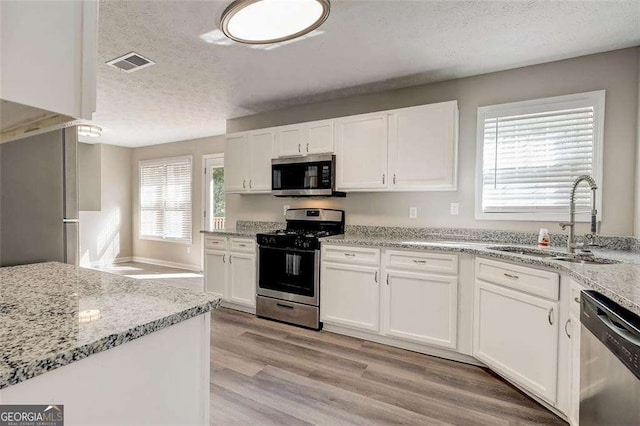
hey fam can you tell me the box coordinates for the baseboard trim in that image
[220,301,256,315]
[83,256,132,268]
[322,323,481,366]
[131,256,202,272]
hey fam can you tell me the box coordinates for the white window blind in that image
[477,91,604,220]
[139,156,192,243]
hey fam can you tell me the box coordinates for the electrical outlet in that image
[284,205,290,216]
[409,207,418,219]
[450,202,459,215]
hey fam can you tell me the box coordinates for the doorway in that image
[204,155,225,231]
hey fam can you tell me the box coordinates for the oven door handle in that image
[258,246,317,254]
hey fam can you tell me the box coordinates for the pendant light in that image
[220,0,330,45]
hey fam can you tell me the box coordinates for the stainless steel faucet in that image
[559,175,598,254]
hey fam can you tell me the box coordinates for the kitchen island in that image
[0,262,220,426]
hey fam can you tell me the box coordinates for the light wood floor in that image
[98,262,565,425]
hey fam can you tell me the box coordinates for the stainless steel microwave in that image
[271,154,345,197]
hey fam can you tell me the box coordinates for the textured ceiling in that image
[89,0,640,147]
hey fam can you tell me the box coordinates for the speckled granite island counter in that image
[0,262,220,426]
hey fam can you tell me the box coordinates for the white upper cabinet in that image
[248,129,275,192]
[306,119,334,154]
[388,101,458,191]
[225,130,274,194]
[225,133,249,193]
[274,119,335,157]
[275,125,305,157]
[335,112,389,191]
[0,0,98,119]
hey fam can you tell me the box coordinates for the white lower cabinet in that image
[320,261,380,332]
[228,252,257,307]
[204,237,256,310]
[382,270,458,349]
[474,270,560,404]
[204,250,227,296]
[567,280,584,425]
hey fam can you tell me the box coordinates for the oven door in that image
[271,154,334,196]
[257,246,319,306]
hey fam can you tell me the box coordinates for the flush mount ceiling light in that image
[220,0,330,44]
[77,124,102,138]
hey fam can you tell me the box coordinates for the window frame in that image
[474,90,605,222]
[138,155,193,245]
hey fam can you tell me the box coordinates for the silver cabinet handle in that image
[306,142,309,153]
[249,180,252,188]
[222,254,226,263]
[393,174,396,184]
[344,253,356,257]
[386,273,390,285]
[382,174,385,184]
[503,273,519,279]
[239,244,246,247]
[242,180,246,189]
[229,255,232,264]
[413,259,427,264]
[565,319,571,338]
[374,271,378,283]
[574,296,580,304]
[298,143,301,153]
[548,307,554,325]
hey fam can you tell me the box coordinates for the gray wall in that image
[78,142,101,211]
[79,144,133,266]
[227,47,640,236]
[131,135,225,269]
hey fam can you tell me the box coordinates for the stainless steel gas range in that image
[256,208,345,330]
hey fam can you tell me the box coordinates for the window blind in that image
[481,106,596,214]
[140,157,192,243]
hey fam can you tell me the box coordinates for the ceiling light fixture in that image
[220,0,330,44]
[77,124,102,138]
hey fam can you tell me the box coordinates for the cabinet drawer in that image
[385,250,458,274]
[229,238,255,253]
[475,257,559,300]
[322,245,380,266]
[204,236,227,250]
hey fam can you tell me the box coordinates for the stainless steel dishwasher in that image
[580,290,640,425]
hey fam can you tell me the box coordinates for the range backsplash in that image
[236,220,637,251]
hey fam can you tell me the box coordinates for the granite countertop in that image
[0,262,221,390]
[321,234,640,317]
[201,228,261,238]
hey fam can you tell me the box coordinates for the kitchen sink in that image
[551,256,619,265]
[487,246,558,258]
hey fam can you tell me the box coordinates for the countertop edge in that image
[0,298,221,390]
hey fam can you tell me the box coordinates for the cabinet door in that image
[474,280,559,403]
[383,270,458,349]
[306,119,334,154]
[225,134,248,192]
[228,252,256,308]
[388,102,458,190]
[248,129,274,192]
[204,250,227,297]
[335,112,388,191]
[568,311,580,425]
[320,262,380,332]
[275,124,305,157]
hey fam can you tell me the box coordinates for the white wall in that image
[131,136,225,270]
[79,144,133,266]
[227,48,640,236]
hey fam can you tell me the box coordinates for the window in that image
[476,91,604,221]
[139,156,193,243]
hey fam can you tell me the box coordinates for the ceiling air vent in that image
[106,52,155,73]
